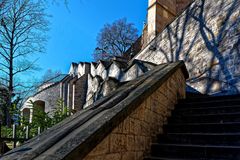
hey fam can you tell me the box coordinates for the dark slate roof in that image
[113,60,128,69]
[96,60,112,68]
[92,62,97,66]
[30,75,69,97]
[79,62,91,65]
[2,61,188,160]
[105,59,128,70]
[113,56,128,63]
[71,62,78,67]
[124,59,157,73]
[88,74,104,84]
[95,57,128,70]
[44,74,68,84]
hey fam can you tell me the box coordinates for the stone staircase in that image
[145,94,240,160]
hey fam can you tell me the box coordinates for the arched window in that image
[33,100,45,112]
[22,108,30,122]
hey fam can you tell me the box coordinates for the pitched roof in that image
[44,74,68,84]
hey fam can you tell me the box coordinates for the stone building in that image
[21,57,156,121]
[4,0,240,159]
[22,0,239,121]
[136,0,240,95]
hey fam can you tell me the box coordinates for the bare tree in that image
[0,0,48,125]
[93,18,138,61]
[51,0,69,6]
[41,69,62,83]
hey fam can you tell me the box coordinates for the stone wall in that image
[74,74,88,110]
[68,77,78,110]
[84,68,186,160]
[62,76,73,107]
[147,0,192,42]
[23,83,61,114]
[176,0,192,13]
[136,0,240,95]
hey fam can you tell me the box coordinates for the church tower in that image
[147,0,192,42]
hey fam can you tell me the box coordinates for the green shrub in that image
[1,99,72,139]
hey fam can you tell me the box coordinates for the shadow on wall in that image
[149,0,240,95]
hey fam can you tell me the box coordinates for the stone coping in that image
[2,61,188,160]
[29,75,69,98]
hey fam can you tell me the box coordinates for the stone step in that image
[144,156,227,160]
[177,99,240,108]
[173,105,240,115]
[169,112,240,123]
[151,143,240,159]
[144,156,199,160]
[145,95,240,159]
[185,92,209,99]
[157,133,240,145]
[181,94,240,104]
[163,122,240,133]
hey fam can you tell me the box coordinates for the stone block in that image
[109,134,127,153]
[84,69,186,159]
[87,136,110,156]
[126,135,135,151]
[122,152,136,160]
[84,156,105,160]
[105,153,121,160]
[129,117,142,135]
[139,121,150,136]
[135,135,146,151]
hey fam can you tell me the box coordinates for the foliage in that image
[0,99,71,139]
[93,18,138,61]
[51,99,70,125]
[0,0,49,125]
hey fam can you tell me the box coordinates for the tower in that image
[147,0,192,42]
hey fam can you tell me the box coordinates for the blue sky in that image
[33,0,147,78]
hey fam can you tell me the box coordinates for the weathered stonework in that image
[21,83,61,122]
[84,69,186,160]
[22,59,157,120]
[12,0,240,159]
[74,74,89,111]
[21,0,239,126]
[84,59,156,107]
[4,62,187,160]
[67,77,78,110]
[136,0,240,95]
[147,0,192,42]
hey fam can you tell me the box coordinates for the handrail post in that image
[13,124,16,148]
[38,127,41,135]
[26,126,29,140]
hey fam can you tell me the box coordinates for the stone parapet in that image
[84,68,186,160]
[4,62,188,160]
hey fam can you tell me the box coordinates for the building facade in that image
[22,0,240,121]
